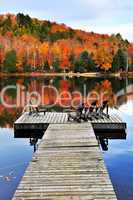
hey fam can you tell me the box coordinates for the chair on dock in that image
[68,103,85,122]
[68,101,98,122]
[67,100,109,123]
[23,102,47,116]
[81,100,109,121]
[83,101,98,121]
[95,100,109,119]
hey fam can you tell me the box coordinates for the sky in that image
[0,0,133,41]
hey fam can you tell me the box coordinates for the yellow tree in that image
[39,42,50,66]
[95,47,112,71]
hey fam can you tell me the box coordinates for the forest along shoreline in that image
[0,72,133,77]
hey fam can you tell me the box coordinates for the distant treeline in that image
[0,13,133,73]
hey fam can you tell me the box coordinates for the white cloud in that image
[69,22,133,41]
[119,100,133,116]
[0,0,133,41]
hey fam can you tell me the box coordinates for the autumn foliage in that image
[0,13,131,72]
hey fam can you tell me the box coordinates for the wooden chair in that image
[68,103,85,122]
[83,101,98,121]
[96,100,109,118]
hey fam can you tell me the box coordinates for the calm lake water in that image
[0,76,132,200]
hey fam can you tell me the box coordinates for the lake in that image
[0,76,133,200]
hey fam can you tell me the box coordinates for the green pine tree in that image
[74,50,96,72]
[53,58,61,72]
[4,49,17,72]
[112,49,127,72]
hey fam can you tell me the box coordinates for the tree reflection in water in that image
[0,76,132,129]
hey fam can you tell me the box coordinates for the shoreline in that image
[0,72,133,77]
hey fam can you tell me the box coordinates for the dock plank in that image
[14,112,126,134]
[13,123,117,200]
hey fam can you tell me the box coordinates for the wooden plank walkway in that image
[14,112,126,133]
[13,123,117,200]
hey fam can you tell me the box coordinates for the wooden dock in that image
[13,123,117,200]
[14,112,127,136]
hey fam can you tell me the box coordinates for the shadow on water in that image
[14,130,45,152]
[14,128,127,152]
[95,130,127,151]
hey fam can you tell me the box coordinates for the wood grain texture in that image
[14,112,126,133]
[13,123,117,200]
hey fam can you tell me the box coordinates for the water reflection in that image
[103,111,133,200]
[0,128,33,200]
[0,76,132,127]
[0,76,132,200]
